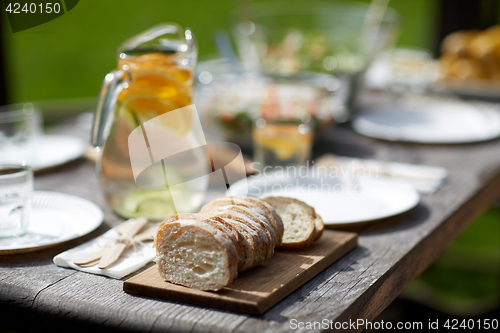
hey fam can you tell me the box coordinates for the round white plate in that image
[352,101,500,144]
[229,176,420,226]
[0,191,103,254]
[33,135,87,171]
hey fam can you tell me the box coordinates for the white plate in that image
[33,135,86,170]
[0,191,103,254]
[433,81,500,102]
[352,101,500,144]
[229,176,420,225]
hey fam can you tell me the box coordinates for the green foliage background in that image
[1,0,437,104]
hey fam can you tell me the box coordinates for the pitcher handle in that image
[91,69,131,149]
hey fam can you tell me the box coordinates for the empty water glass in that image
[0,103,43,166]
[0,165,33,238]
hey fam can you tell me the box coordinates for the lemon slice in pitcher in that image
[123,93,192,137]
[134,68,191,87]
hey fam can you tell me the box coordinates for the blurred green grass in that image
[403,206,500,316]
[1,0,438,104]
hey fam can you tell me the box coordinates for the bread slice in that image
[208,205,277,248]
[201,196,284,244]
[214,210,269,268]
[285,197,316,216]
[269,196,324,241]
[208,203,276,238]
[263,197,316,249]
[225,205,278,251]
[205,214,257,271]
[162,213,243,269]
[245,197,285,239]
[261,201,284,242]
[154,220,238,291]
[229,196,284,242]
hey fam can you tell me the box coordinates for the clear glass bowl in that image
[233,1,400,121]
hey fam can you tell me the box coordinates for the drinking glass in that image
[252,116,313,169]
[0,165,33,238]
[0,103,43,166]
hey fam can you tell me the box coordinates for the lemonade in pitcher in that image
[92,24,206,220]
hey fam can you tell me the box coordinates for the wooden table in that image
[2,103,500,332]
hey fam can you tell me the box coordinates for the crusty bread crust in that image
[314,215,324,241]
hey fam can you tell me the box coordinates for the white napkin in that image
[315,154,448,194]
[53,227,156,279]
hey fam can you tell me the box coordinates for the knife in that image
[98,217,148,269]
[73,219,157,268]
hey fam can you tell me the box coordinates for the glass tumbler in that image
[0,165,33,238]
[0,103,43,166]
[252,117,313,170]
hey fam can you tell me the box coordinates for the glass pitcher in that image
[92,24,206,220]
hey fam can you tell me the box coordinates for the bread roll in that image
[441,30,478,57]
[439,25,500,82]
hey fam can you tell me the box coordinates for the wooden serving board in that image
[124,230,357,314]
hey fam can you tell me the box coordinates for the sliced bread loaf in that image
[154,195,321,291]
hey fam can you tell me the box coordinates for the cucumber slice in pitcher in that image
[121,189,176,218]
[118,104,141,129]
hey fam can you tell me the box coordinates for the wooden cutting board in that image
[123,230,357,314]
